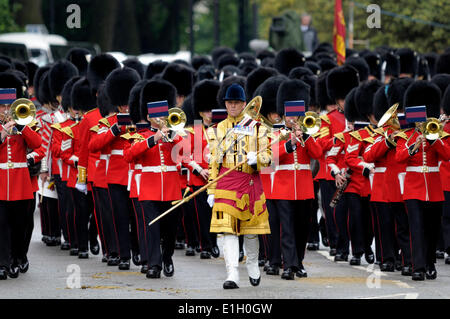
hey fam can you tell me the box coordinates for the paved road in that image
[1,214,450,299]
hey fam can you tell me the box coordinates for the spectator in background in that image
[300,13,319,53]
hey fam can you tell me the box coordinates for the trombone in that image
[0,98,36,135]
[154,107,187,143]
[284,112,321,146]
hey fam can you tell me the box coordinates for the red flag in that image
[333,0,346,65]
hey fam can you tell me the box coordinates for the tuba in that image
[377,103,400,129]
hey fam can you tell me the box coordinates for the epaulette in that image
[70,122,79,128]
[440,131,450,139]
[84,108,98,115]
[90,125,100,133]
[349,131,362,141]
[50,123,62,131]
[320,114,331,124]
[120,133,133,140]
[334,132,345,143]
[373,127,385,135]
[28,119,40,129]
[61,126,74,138]
[394,131,409,140]
[185,127,194,134]
[363,136,375,144]
[99,118,111,128]
[130,133,146,141]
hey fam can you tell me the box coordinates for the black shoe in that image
[258,259,265,267]
[445,257,450,265]
[90,241,100,255]
[436,250,445,259]
[118,259,130,270]
[266,265,280,275]
[211,246,220,258]
[426,265,437,280]
[185,247,195,256]
[70,248,79,256]
[223,280,239,289]
[239,250,244,262]
[78,251,89,259]
[322,237,330,247]
[18,258,29,274]
[163,261,174,277]
[107,255,120,266]
[140,264,149,274]
[174,241,185,250]
[296,263,308,278]
[200,251,211,259]
[195,245,201,253]
[401,265,412,276]
[281,268,295,280]
[350,256,361,266]
[8,264,19,279]
[0,267,7,280]
[329,248,337,256]
[132,253,141,266]
[42,236,50,244]
[61,241,71,250]
[380,262,395,272]
[375,260,381,266]
[263,261,270,272]
[101,255,108,263]
[46,237,58,247]
[334,254,348,262]
[412,271,425,281]
[146,266,161,279]
[365,253,375,264]
[307,242,320,251]
[249,276,261,286]
[395,260,403,271]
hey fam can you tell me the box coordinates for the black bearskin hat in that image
[354,80,383,119]
[140,79,177,119]
[345,57,370,82]
[245,67,279,101]
[253,75,288,118]
[87,53,120,95]
[0,72,26,99]
[71,77,97,112]
[144,60,168,79]
[404,80,441,118]
[397,48,418,76]
[373,85,389,122]
[326,65,360,101]
[105,67,141,106]
[49,60,79,98]
[274,48,306,76]
[66,47,91,76]
[276,78,310,117]
[386,77,414,112]
[123,58,145,79]
[61,76,81,112]
[128,80,148,124]
[161,63,194,97]
[193,79,221,117]
[191,55,212,71]
[436,52,450,74]
[316,71,334,109]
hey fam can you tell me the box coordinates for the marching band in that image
[0,46,449,289]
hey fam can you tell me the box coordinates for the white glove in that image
[207,194,215,208]
[75,183,88,195]
[247,151,257,166]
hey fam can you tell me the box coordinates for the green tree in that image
[0,0,22,33]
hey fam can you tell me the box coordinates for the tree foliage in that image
[0,0,22,33]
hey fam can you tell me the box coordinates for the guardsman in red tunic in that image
[271,79,322,280]
[88,67,141,270]
[124,79,183,279]
[395,81,450,281]
[0,80,42,280]
[314,68,356,257]
[48,61,79,251]
[190,79,223,259]
[60,78,99,259]
[343,81,383,266]
[363,78,414,275]
[441,87,450,265]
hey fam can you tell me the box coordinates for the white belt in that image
[406,166,439,173]
[0,162,28,169]
[111,150,123,156]
[275,164,310,171]
[135,164,142,170]
[100,154,109,160]
[374,167,386,173]
[141,165,178,173]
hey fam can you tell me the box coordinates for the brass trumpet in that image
[298,111,321,135]
[0,98,36,134]
[154,107,187,142]
[422,117,442,140]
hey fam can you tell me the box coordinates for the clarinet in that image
[330,170,352,208]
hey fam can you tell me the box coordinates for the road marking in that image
[360,293,419,299]
[317,250,335,262]
[392,280,414,289]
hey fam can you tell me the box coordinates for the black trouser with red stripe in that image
[193,186,215,252]
[132,198,148,265]
[0,200,33,268]
[266,199,281,267]
[94,186,118,257]
[23,194,36,259]
[71,188,94,253]
[294,199,313,264]
[334,193,349,256]
[405,200,442,272]
[181,188,199,249]
[390,202,412,266]
[442,192,450,254]
[361,196,375,256]
[141,200,181,269]
[40,196,60,239]
[108,184,133,260]
[308,181,320,244]
[372,202,396,264]
[345,193,365,257]
[319,180,338,250]
[54,175,69,243]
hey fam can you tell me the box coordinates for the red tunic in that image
[186,125,210,187]
[269,131,322,200]
[60,123,83,189]
[395,128,450,202]
[440,122,450,192]
[0,125,42,201]
[124,128,183,202]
